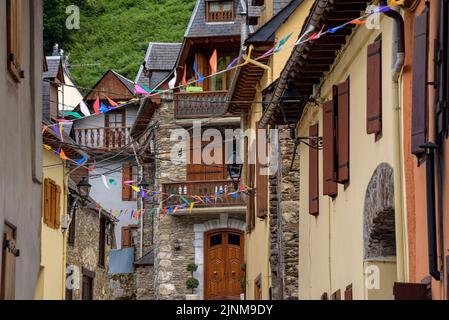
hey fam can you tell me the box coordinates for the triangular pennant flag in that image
[93,97,101,115]
[296,25,316,45]
[389,0,404,6]
[43,144,52,151]
[275,32,293,52]
[105,96,118,107]
[141,84,153,94]
[169,70,177,89]
[209,50,218,75]
[76,155,87,166]
[102,175,110,190]
[100,102,109,113]
[349,19,366,25]
[131,186,141,193]
[135,83,149,95]
[108,178,117,187]
[79,100,91,117]
[182,64,188,86]
[88,160,96,173]
[64,111,82,119]
[227,55,241,70]
[172,205,180,215]
[59,150,69,160]
[189,202,195,214]
[193,62,204,84]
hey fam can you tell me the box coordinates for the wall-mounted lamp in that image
[173,239,181,251]
[77,177,91,205]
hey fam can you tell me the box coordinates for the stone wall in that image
[136,266,155,299]
[269,126,299,300]
[109,274,136,300]
[66,207,115,300]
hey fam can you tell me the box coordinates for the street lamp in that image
[77,177,91,203]
[227,143,243,190]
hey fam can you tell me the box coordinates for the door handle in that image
[214,271,218,275]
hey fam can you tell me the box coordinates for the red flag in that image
[182,64,188,86]
[209,50,218,75]
[93,97,100,114]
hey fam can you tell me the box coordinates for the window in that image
[331,289,341,300]
[344,284,353,300]
[367,37,382,139]
[82,268,95,301]
[322,78,351,196]
[43,178,61,229]
[122,165,138,201]
[210,234,223,247]
[1,223,18,300]
[309,124,319,216]
[210,53,236,91]
[228,233,241,246]
[98,217,106,268]
[206,0,234,22]
[121,226,137,248]
[105,110,126,148]
[6,0,23,82]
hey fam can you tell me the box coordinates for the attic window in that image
[206,0,234,22]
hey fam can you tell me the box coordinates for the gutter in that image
[380,0,408,282]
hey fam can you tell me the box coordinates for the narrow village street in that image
[1,0,449,304]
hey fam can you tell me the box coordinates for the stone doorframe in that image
[193,214,245,300]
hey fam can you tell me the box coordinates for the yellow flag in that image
[389,0,404,6]
[189,202,195,214]
[131,186,141,193]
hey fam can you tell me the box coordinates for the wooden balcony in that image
[207,10,234,22]
[73,127,132,150]
[174,91,227,119]
[162,180,245,208]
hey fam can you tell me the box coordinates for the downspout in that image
[380,1,407,282]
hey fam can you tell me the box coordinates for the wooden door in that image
[205,230,244,300]
[104,110,126,148]
[0,224,16,300]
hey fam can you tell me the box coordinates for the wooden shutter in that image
[337,79,350,184]
[99,218,106,267]
[323,100,338,197]
[367,39,382,135]
[331,289,341,300]
[256,128,268,218]
[54,185,61,229]
[393,283,429,300]
[246,164,256,232]
[43,179,51,225]
[344,285,353,300]
[0,224,17,300]
[411,7,429,155]
[121,227,131,248]
[309,124,319,216]
[68,210,76,246]
[6,0,22,82]
[122,165,132,201]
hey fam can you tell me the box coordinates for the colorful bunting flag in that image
[349,18,366,25]
[79,100,91,117]
[275,32,293,52]
[189,202,195,214]
[182,64,188,86]
[209,50,218,75]
[93,97,101,115]
[135,83,150,95]
[100,102,109,113]
[102,175,110,190]
[193,62,204,84]
[169,70,177,89]
[64,111,82,119]
[76,155,87,166]
[105,96,118,107]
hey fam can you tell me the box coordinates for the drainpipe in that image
[380,0,407,282]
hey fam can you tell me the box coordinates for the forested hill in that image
[44,0,195,88]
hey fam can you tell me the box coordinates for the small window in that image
[98,217,106,268]
[228,233,241,246]
[43,178,61,229]
[210,234,222,247]
[206,0,234,22]
[6,0,23,82]
[82,271,94,301]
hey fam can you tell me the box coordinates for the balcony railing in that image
[174,91,227,119]
[162,180,245,208]
[207,10,234,22]
[73,127,132,150]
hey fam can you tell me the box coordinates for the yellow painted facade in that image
[34,149,69,300]
[244,0,314,300]
[296,16,407,300]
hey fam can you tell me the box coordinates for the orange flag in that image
[182,64,188,86]
[209,50,218,75]
[105,95,118,107]
[349,19,366,25]
[93,97,100,115]
[59,150,69,160]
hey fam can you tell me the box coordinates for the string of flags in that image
[41,3,401,169]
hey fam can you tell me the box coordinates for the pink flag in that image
[135,83,149,95]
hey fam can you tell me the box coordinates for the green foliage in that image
[44,0,195,87]
[186,277,199,291]
[187,263,198,273]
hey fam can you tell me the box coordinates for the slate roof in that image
[184,0,246,38]
[246,0,303,44]
[134,249,154,267]
[273,0,293,15]
[135,42,182,88]
[43,56,62,79]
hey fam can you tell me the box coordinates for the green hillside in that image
[44,0,195,88]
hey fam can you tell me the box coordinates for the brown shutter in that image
[1,224,17,300]
[411,7,429,155]
[367,39,382,135]
[44,179,51,225]
[393,283,430,300]
[256,128,268,218]
[122,165,131,201]
[6,0,22,82]
[337,79,350,184]
[49,181,56,229]
[344,285,353,300]
[309,124,319,216]
[55,185,61,229]
[323,101,338,197]
[121,227,131,248]
[246,164,256,232]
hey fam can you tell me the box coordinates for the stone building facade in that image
[66,194,117,300]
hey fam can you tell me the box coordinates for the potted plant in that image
[185,263,200,300]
